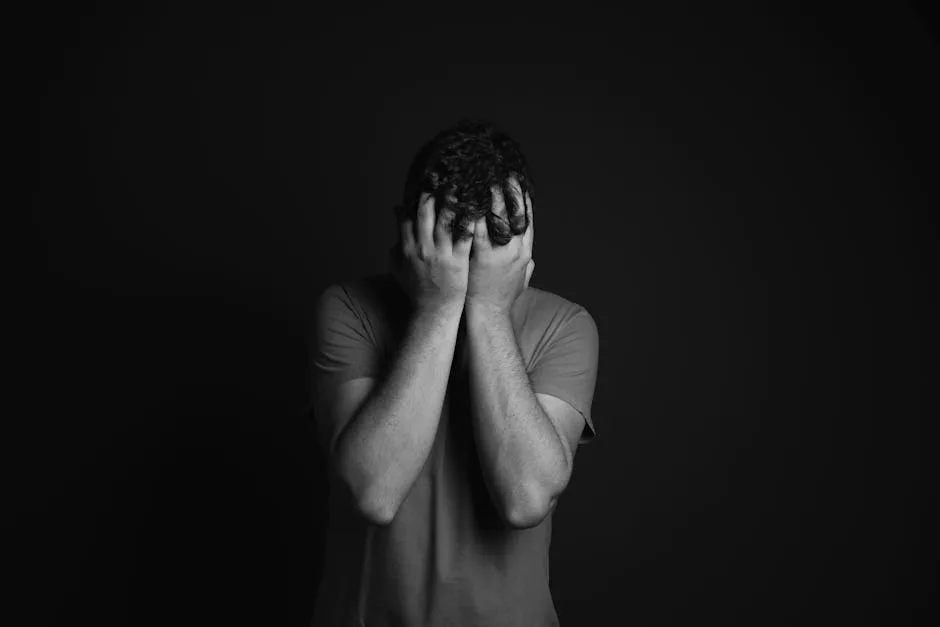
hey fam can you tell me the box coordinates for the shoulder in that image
[318,272,402,313]
[519,286,595,330]
[313,272,409,340]
[514,287,598,362]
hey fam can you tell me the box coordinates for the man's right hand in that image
[392,193,474,313]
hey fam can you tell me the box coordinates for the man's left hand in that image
[466,191,535,317]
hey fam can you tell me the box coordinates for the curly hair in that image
[395,118,535,247]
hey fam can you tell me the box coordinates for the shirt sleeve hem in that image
[531,382,596,445]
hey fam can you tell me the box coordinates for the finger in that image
[399,216,416,257]
[434,206,457,252]
[472,216,490,253]
[522,192,534,259]
[417,193,436,252]
[525,192,534,233]
[453,219,474,258]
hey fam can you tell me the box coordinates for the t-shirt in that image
[306,272,599,627]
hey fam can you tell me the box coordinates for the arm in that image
[462,185,587,528]
[464,303,574,529]
[334,300,463,525]
[328,194,473,526]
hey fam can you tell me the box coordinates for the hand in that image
[466,191,535,317]
[391,193,474,312]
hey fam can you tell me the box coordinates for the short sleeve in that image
[305,284,383,435]
[528,308,600,444]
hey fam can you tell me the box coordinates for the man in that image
[307,119,599,626]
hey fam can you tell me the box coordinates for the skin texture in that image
[463,182,580,527]
[331,195,471,525]
[346,180,585,528]
[465,180,535,315]
[392,192,475,312]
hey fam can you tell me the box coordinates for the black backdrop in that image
[28,2,937,625]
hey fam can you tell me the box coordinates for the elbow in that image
[357,496,398,526]
[335,455,400,526]
[503,488,558,530]
[350,483,400,526]
[503,468,569,529]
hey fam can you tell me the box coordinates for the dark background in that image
[27,2,936,625]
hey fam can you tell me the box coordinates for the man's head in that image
[395,118,535,247]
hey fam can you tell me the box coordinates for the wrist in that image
[415,296,465,320]
[465,299,511,323]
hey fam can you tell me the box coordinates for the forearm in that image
[336,301,463,524]
[465,304,570,528]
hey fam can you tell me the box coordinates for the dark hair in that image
[396,118,535,246]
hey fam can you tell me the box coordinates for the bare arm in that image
[461,185,572,529]
[464,303,572,529]
[330,194,473,526]
[334,301,462,525]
